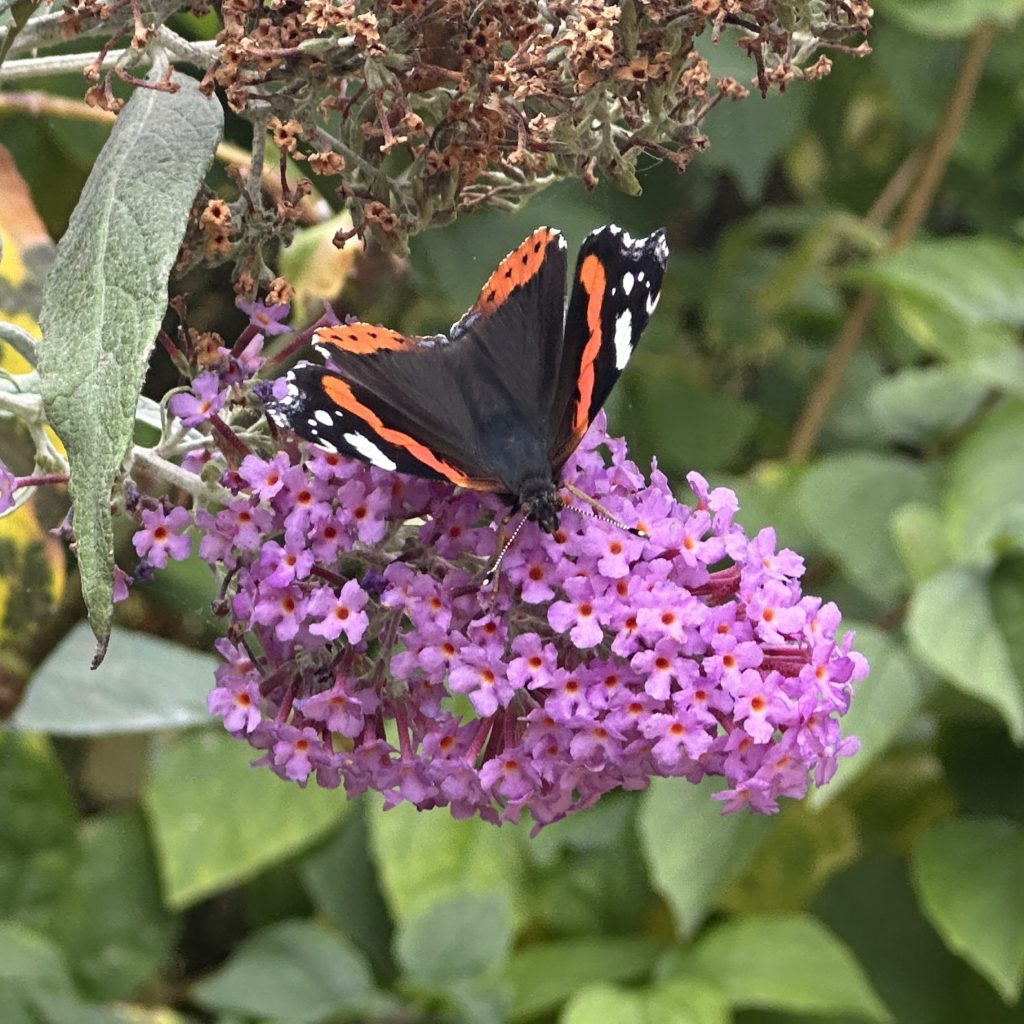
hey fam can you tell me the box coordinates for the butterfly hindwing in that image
[550,226,669,466]
[269,364,472,481]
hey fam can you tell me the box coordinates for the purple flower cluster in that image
[168,407,865,828]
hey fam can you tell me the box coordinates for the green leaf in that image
[861,238,1024,326]
[637,777,768,937]
[300,807,393,979]
[0,922,74,992]
[396,892,512,988]
[874,0,1024,37]
[890,503,954,583]
[561,978,729,1024]
[525,797,651,935]
[0,733,78,936]
[0,991,34,1024]
[37,70,222,661]
[0,924,77,1024]
[0,0,38,67]
[191,919,389,1023]
[796,452,931,604]
[368,799,528,930]
[60,810,174,1000]
[720,802,860,913]
[12,622,216,735]
[912,819,1024,1001]
[27,992,137,1024]
[143,729,347,909]
[906,567,1024,743]
[946,401,1024,567]
[812,853,958,1024]
[443,977,509,1024]
[887,293,1021,367]
[640,978,730,1024]
[684,914,892,1021]
[867,366,989,445]
[502,937,663,1022]
[810,624,934,805]
[620,372,759,478]
[561,983,645,1024]
[991,558,1024,731]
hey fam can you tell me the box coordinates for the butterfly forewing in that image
[550,226,669,467]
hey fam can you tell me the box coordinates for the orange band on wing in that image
[315,324,410,354]
[321,375,498,489]
[475,227,559,315]
[573,253,606,434]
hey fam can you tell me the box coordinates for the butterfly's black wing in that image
[268,227,569,493]
[549,225,669,468]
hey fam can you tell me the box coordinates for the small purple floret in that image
[0,461,16,514]
[236,297,292,336]
[132,505,192,568]
[168,372,227,427]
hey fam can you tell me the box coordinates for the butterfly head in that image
[516,477,564,535]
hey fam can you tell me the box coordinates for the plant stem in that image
[131,445,232,505]
[787,22,998,462]
[0,31,217,82]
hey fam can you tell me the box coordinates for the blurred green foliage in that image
[4,3,1024,1023]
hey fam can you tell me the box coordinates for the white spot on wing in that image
[646,290,661,315]
[344,432,397,471]
[613,310,633,370]
[621,271,635,295]
[314,409,334,426]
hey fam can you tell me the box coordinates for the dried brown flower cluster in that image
[200,0,871,255]
[61,0,871,269]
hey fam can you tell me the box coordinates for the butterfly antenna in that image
[482,515,529,587]
[563,482,647,538]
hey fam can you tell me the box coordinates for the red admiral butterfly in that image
[269,224,669,533]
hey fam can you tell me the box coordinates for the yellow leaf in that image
[0,224,28,288]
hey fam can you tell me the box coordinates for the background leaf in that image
[368,799,528,929]
[874,0,1024,37]
[682,915,892,1021]
[911,819,1024,1002]
[501,937,663,1022]
[907,567,1024,742]
[945,401,1024,567]
[0,733,77,936]
[861,238,1024,325]
[143,729,348,909]
[59,810,174,1000]
[36,71,222,658]
[638,778,768,937]
[395,891,513,988]
[795,453,932,604]
[12,622,216,735]
[191,919,389,1023]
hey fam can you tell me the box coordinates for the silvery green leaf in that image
[37,69,222,664]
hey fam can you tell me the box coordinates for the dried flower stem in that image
[788,22,998,461]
